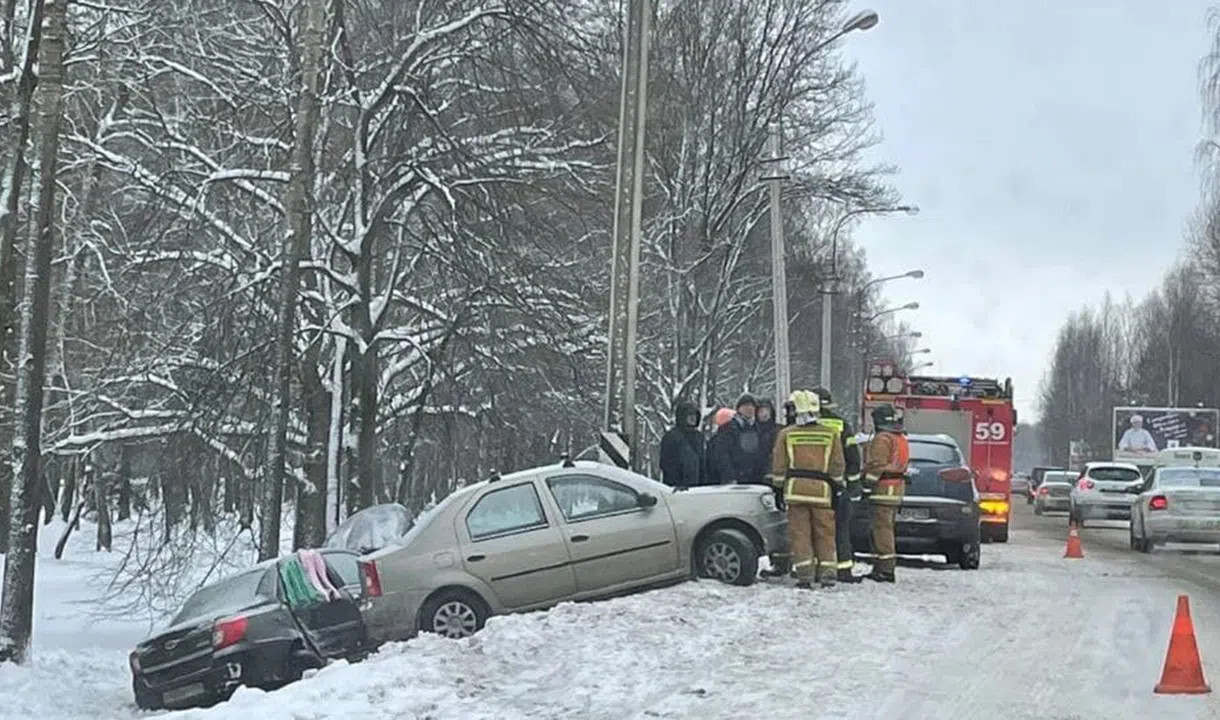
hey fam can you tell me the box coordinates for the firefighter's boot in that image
[866,569,895,583]
[760,552,790,578]
[837,568,861,584]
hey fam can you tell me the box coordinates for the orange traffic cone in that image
[1155,595,1212,694]
[1064,522,1084,558]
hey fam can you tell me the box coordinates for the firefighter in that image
[813,387,862,584]
[862,403,909,583]
[760,399,796,578]
[768,390,846,589]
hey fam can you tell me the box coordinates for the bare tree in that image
[0,0,65,664]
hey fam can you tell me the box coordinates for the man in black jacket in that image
[814,387,863,583]
[709,393,766,485]
[659,400,705,487]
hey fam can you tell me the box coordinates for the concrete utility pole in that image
[767,8,880,403]
[601,0,650,469]
[763,125,791,404]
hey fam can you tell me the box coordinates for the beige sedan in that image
[355,460,787,641]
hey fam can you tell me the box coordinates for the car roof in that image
[907,433,961,447]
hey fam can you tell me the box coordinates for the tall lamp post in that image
[820,204,918,390]
[769,8,880,405]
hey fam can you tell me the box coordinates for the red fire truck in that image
[861,364,1016,543]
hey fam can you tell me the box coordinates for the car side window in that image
[466,482,548,541]
[547,474,640,522]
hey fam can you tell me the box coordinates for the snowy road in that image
[7,508,1220,719]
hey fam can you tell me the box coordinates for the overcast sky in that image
[841,0,1214,420]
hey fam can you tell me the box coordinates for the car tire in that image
[696,528,759,587]
[959,542,981,569]
[991,525,1009,543]
[1034,503,1043,516]
[418,588,489,639]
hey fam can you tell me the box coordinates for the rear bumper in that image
[360,589,430,645]
[1076,497,1136,518]
[1144,516,1220,544]
[133,643,286,710]
[1037,496,1071,511]
[849,500,980,550]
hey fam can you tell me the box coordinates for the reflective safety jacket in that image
[816,411,861,483]
[862,430,909,506]
[768,421,846,506]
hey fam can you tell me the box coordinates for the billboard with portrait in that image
[1112,406,1220,462]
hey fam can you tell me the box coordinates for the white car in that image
[1068,461,1144,526]
[1130,465,1220,552]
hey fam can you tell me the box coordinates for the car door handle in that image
[466,554,485,562]
[570,534,589,542]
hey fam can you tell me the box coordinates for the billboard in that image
[1112,406,1220,462]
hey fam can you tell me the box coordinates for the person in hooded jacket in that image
[709,393,767,485]
[704,407,734,485]
[659,400,706,487]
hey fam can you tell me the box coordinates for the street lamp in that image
[885,330,921,341]
[910,360,934,372]
[905,348,931,357]
[820,205,918,390]
[863,301,919,324]
[770,9,881,404]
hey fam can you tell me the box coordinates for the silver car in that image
[1130,465,1220,552]
[355,460,787,641]
[1033,471,1074,515]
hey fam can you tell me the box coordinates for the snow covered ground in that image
[4,511,1220,719]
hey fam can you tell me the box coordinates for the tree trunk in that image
[294,351,329,550]
[259,0,326,561]
[94,472,111,552]
[0,0,63,664]
[0,0,49,560]
[351,346,379,509]
[58,455,75,521]
[325,336,345,534]
[116,446,130,521]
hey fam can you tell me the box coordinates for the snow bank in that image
[3,519,1220,719]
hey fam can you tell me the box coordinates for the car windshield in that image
[909,441,961,465]
[1044,473,1076,484]
[1157,468,1220,488]
[1088,467,1141,482]
[172,569,271,625]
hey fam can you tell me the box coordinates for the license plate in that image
[162,682,205,705]
[898,508,930,521]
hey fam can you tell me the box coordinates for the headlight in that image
[760,492,777,512]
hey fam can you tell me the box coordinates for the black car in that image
[130,548,368,711]
[851,433,981,569]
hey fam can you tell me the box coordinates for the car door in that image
[458,481,577,611]
[543,472,680,594]
[277,554,367,659]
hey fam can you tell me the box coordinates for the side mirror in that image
[638,492,658,508]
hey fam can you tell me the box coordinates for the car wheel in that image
[696,528,759,587]
[959,542,981,570]
[1034,503,1043,516]
[419,589,488,639]
[993,525,1009,543]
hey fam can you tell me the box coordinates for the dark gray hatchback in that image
[130,549,368,711]
[851,433,982,569]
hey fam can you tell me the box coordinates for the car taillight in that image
[128,650,141,673]
[212,615,248,650]
[939,467,972,483]
[1149,495,1169,511]
[359,560,382,597]
[1077,479,1094,490]
[1039,487,1049,496]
